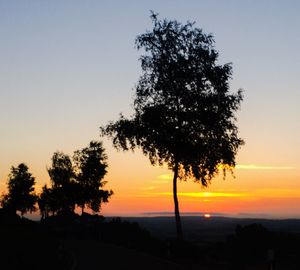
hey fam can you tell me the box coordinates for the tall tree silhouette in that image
[47,151,77,214]
[73,140,113,213]
[1,163,37,216]
[101,13,244,239]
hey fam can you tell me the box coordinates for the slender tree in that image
[1,163,37,216]
[73,140,113,213]
[101,13,244,239]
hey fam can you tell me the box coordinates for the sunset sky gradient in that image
[1,1,300,218]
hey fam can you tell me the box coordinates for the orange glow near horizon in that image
[157,192,246,198]
[98,156,300,217]
[1,152,300,218]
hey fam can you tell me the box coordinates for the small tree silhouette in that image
[1,163,37,216]
[38,184,59,218]
[73,140,113,213]
[47,151,77,214]
[101,12,244,239]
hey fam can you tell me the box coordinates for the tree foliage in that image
[1,163,37,216]
[48,151,75,188]
[73,140,113,213]
[44,151,78,215]
[101,13,244,238]
[38,184,60,219]
[38,141,113,217]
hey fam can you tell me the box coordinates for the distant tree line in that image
[0,140,113,218]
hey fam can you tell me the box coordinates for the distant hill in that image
[2,211,300,269]
[111,216,300,243]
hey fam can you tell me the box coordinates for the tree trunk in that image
[173,161,183,239]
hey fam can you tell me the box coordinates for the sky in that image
[1,0,300,218]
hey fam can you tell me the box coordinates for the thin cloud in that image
[236,164,295,170]
[150,174,172,184]
[157,174,172,180]
[158,192,245,198]
[254,188,300,198]
[152,179,169,184]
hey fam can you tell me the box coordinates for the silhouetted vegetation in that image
[0,208,69,270]
[47,151,78,214]
[2,203,300,269]
[38,184,62,218]
[101,12,244,239]
[0,163,37,216]
[223,223,300,270]
[73,140,113,213]
[227,224,273,268]
[0,140,112,222]
[38,140,113,218]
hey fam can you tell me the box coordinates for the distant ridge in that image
[142,211,224,216]
[140,212,300,219]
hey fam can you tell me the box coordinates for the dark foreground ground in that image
[119,215,300,243]
[1,211,300,270]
